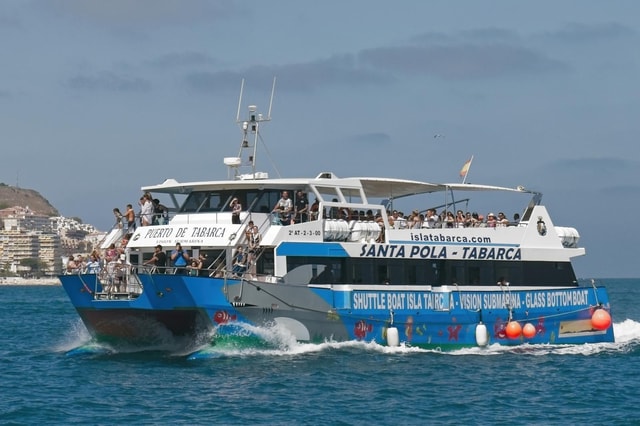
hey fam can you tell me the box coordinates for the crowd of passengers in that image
[112,192,169,233]
[270,190,520,229]
[65,219,263,284]
[387,209,520,229]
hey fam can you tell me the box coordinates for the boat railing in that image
[65,265,143,300]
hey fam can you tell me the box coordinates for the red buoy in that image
[505,321,522,339]
[591,309,612,331]
[522,323,536,339]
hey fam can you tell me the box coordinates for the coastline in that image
[0,277,60,286]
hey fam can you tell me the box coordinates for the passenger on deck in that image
[294,190,309,223]
[455,210,466,227]
[86,254,101,274]
[511,213,521,226]
[152,199,169,225]
[309,198,320,221]
[197,253,209,277]
[125,204,136,232]
[386,210,395,229]
[470,212,481,227]
[246,221,261,252]
[113,208,124,229]
[187,258,202,276]
[329,199,340,219]
[246,222,261,273]
[144,244,167,273]
[407,210,422,229]
[273,191,293,225]
[497,212,509,226]
[66,256,79,274]
[445,211,455,228]
[231,198,242,224]
[140,195,154,226]
[390,210,401,229]
[231,246,247,277]
[425,209,439,228]
[463,212,473,227]
[115,254,130,292]
[75,255,86,272]
[486,213,497,228]
[119,234,131,257]
[105,243,118,262]
[171,243,190,274]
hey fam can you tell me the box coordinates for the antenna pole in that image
[236,78,245,122]
[267,77,276,119]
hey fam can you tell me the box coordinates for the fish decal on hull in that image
[213,310,237,325]
[354,320,373,340]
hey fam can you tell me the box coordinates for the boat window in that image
[494,262,521,286]
[448,264,466,286]
[286,257,344,284]
[467,266,481,285]
[180,189,304,214]
[243,190,263,213]
[256,248,275,277]
[284,255,577,287]
[315,186,341,203]
[202,192,226,212]
[342,187,363,204]
[522,262,576,285]
[180,191,209,213]
[252,190,282,214]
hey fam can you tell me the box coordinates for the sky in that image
[1,1,639,278]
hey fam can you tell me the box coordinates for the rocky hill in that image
[0,183,59,216]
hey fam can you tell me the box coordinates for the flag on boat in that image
[459,157,472,178]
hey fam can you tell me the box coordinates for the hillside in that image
[0,183,59,216]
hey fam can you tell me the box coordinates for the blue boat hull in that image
[59,274,614,349]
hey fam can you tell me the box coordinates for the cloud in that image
[42,0,242,28]
[0,14,20,29]
[66,71,151,92]
[546,157,633,173]
[598,184,640,196]
[184,54,391,93]
[346,132,393,147]
[542,22,635,43]
[411,28,520,44]
[182,38,566,94]
[358,43,567,80]
[147,52,219,69]
[536,157,638,191]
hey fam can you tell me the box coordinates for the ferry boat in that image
[59,83,614,351]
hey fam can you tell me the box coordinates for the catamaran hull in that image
[59,274,614,349]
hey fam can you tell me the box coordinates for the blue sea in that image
[1,279,639,425]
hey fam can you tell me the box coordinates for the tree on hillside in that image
[19,258,49,277]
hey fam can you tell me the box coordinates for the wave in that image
[187,319,640,359]
[56,318,640,359]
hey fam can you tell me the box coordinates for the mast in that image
[224,78,276,180]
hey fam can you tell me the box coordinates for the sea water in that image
[1,279,639,425]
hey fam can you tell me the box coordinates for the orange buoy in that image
[591,309,612,331]
[522,323,536,339]
[505,321,522,339]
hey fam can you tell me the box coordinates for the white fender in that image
[387,327,399,347]
[475,322,488,347]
